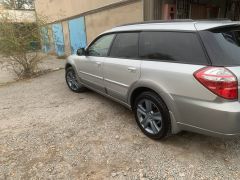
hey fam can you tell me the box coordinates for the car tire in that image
[134,91,171,140]
[65,67,86,93]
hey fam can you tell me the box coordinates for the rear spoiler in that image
[195,22,240,31]
[207,23,240,32]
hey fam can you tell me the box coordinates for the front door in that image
[76,34,115,93]
[103,32,141,102]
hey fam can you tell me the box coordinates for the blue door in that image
[52,23,65,56]
[41,26,50,53]
[68,17,87,54]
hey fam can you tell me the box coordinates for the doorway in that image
[68,17,87,54]
[52,23,65,56]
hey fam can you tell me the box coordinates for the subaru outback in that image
[65,20,240,139]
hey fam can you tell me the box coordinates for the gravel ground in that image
[0,70,240,180]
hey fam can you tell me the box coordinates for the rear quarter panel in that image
[131,61,218,132]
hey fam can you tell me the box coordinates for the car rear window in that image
[199,26,240,66]
[139,31,209,65]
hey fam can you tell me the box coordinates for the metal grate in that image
[143,0,153,21]
[226,0,240,20]
[153,0,162,20]
[144,0,240,21]
[177,0,191,19]
[144,0,162,21]
[233,0,240,20]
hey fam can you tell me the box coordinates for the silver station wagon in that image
[65,20,240,139]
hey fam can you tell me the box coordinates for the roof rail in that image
[117,19,233,27]
[195,18,232,21]
[117,19,194,27]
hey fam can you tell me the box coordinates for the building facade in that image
[34,0,240,56]
[0,2,35,23]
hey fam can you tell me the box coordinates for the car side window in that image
[139,31,208,64]
[88,34,115,57]
[109,33,139,59]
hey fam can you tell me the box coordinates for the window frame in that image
[86,30,211,65]
[86,33,116,57]
[108,31,140,60]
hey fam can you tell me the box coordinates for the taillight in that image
[194,67,238,100]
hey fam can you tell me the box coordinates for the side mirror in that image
[77,48,86,56]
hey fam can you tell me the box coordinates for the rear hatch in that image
[198,24,240,100]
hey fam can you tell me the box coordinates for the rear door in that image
[103,32,141,102]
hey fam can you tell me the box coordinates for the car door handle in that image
[128,67,137,72]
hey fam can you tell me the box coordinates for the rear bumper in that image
[174,96,240,137]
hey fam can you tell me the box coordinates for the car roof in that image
[104,20,240,33]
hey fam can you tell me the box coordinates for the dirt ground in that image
[0,70,240,180]
[0,55,65,85]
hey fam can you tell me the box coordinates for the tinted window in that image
[139,32,208,64]
[88,34,115,57]
[109,33,139,58]
[200,26,240,66]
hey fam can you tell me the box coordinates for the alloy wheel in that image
[136,99,162,135]
[66,70,80,91]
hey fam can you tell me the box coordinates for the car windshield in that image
[200,26,240,66]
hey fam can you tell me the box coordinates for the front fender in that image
[65,55,82,83]
[65,55,78,70]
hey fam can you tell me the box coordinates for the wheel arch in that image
[128,81,181,134]
[130,87,157,109]
[65,56,82,84]
[128,81,172,109]
[65,63,72,70]
[65,55,78,71]
[65,62,78,77]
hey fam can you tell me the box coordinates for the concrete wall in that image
[35,0,123,23]
[85,1,143,43]
[35,0,143,55]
